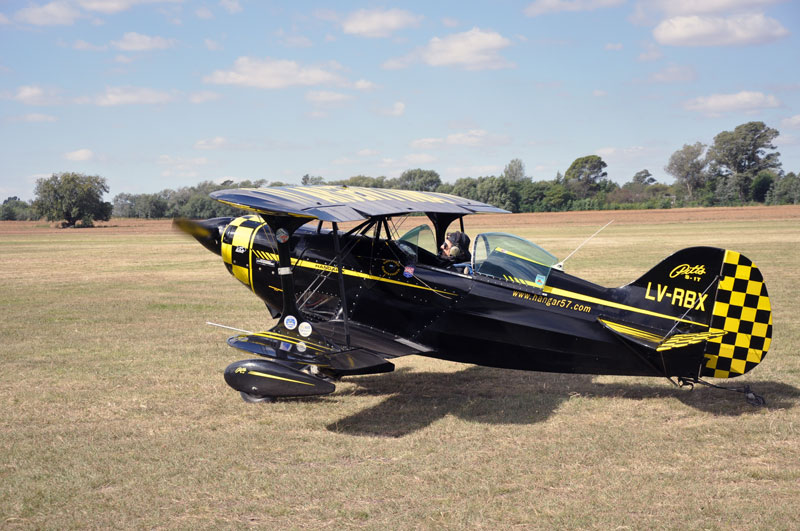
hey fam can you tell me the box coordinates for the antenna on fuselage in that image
[554,220,614,271]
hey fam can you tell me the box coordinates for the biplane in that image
[175,185,772,403]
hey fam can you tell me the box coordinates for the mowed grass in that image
[1,209,799,530]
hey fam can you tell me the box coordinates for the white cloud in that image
[605,42,623,50]
[0,14,10,24]
[654,13,788,46]
[12,85,61,105]
[684,90,780,114]
[204,57,343,89]
[780,114,800,128]
[195,7,213,19]
[73,39,107,51]
[642,0,784,17]
[392,28,513,71]
[592,89,608,97]
[77,0,179,14]
[93,86,173,106]
[525,0,625,17]
[353,79,377,91]
[219,0,242,14]
[342,8,422,38]
[157,154,209,177]
[306,90,350,104]
[194,136,227,150]
[411,129,511,149]
[648,63,696,83]
[65,148,95,161]
[114,54,133,63]
[189,91,220,103]
[381,101,406,116]
[15,2,81,25]
[442,17,459,28]
[357,149,378,157]
[112,32,176,51]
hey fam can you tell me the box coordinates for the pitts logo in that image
[669,264,706,279]
[645,282,707,311]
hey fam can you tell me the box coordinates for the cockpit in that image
[396,224,559,289]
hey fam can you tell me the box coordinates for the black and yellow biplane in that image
[176,185,772,403]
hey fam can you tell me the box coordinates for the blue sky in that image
[1,0,798,200]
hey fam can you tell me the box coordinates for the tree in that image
[664,142,708,201]
[33,172,112,227]
[564,155,607,198]
[388,169,441,191]
[301,174,325,186]
[1,196,35,220]
[476,176,520,212]
[707,121,781,203]
[766,172,800,205]
[632,169,656,186]
[503,158,526,181]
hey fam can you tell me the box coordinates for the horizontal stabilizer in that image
[598,318,664,350]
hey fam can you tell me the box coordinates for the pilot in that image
[440,231,472,272]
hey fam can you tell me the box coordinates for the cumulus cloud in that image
[15,1,82,25]
[219,0,242,14]
[353,79,377,91]
[204,57,342,89]
[641,0,784,17]
[11,85,61,105]
[65,148,95,161]
[387,28,513,71]
[605,42,623,50]
[194,136,227,150]
[342,8,422,37]
[525,0,625,17]
[189,91,221,103]
[684,90,780,115]
[92,86,173,106]
[780,114,800,128]
[654,13,788,46]
[112,32,176,51]
[306,90,350,104]
[381,102,406,116]
[411,129,511,149]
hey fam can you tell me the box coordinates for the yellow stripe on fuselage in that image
[544,286,708,327]
[247,370,315,386]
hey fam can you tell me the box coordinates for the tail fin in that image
[625,247,772,378]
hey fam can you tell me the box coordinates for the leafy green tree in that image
[564,155,607,198]
[751,170,777,203]
[503,158,526,182]
[707,121,781,203]
[632,169,656,186]
[33,172,112,227]
[329,175,387,188]
[665,142,708,201]
[301,174,325,186]
[476,176,520,212]
[765,172,800,205]
[1,196,36,220]
[450,177,480,200]
[388,169,441,191]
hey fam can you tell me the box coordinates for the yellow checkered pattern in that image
[703,250,772,378]
[220,215,266,289]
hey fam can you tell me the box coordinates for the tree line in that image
[3,121,798,224]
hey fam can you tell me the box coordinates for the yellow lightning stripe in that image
[252,250,456,296]
[249,331,330,352]
[599,319,664,343]
[544,286,708,327]
[247,370,315,386]
[494,247,553,268]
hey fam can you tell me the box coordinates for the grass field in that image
[1,207,799,529]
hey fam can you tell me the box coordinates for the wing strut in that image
[331,222,351,347]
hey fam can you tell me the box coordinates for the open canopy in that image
[211,185,509,222]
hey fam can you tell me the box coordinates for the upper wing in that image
[211,185,509,222]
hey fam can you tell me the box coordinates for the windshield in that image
[396,224,437,259]
[472,232,558,289]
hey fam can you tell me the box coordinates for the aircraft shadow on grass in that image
[323,366,800,437]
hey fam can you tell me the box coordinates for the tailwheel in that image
[239,391,274,403]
